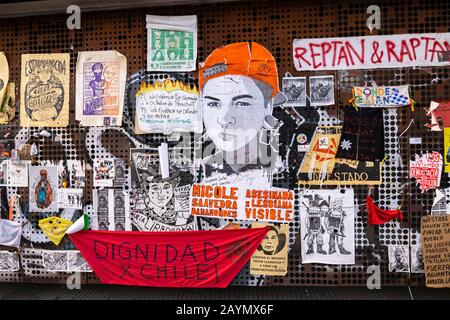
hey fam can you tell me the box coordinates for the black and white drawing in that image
[67,251,92,272]
[114,159,126,188]
[0,251,20,272]
[58,188,83,210]
[130,148,195,232]
[42,250,67,272]
[309,75,335,106]
[411,245,425,273]
[95,189,110,231]
[388,245,410,273]
[300,189,355,264]
[8,161,29,187]
[282,77,307,106]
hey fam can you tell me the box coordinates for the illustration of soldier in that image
[304,195,328,255]
[326,197,351,255]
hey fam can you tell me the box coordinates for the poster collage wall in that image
[0,6,449,288]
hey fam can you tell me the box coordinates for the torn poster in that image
[0,251,19,272]
[410,152,442,192]
[293,33,450,71]
[93,159,114,187]
[335,107,385,162]
[130,148,195,231]
[75,51,127,127]
[299,189,355,265]
[190,183,293,223]
[135,79,202,134]
[431,189,450,215]
[20,53,70,127]
[146,15,197,72]
[282,77,307,106]
[309,76,335,106]
[426,100,450,131]
[29,166,58,213]
[352,85,413,108]
[58,188,83,210]
[297,126,381,185]
[388,245,410,273]
[250,223,288,276]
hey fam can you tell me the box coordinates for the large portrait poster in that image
[146,15,197,72]
[135,79,202,134]
[20,53,70,127]
[0,52,8,106]
[250,223,288,276]
[29,166,58,213]
[299,189,355,265]
[75,50,127,127]
[130,148,196,232]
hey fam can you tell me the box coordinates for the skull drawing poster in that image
[20,53,70,127]
[75,50,127,127]
[29,166,58,213]
[130,148,195,232]
[299,189,355,265]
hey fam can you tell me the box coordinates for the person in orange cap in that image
[198,42,286,187]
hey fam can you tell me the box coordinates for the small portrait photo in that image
[257,225,287,256]
[388,245,410,273]
[411,245,425,273]
[309,75,335,106]
[282,77,307,106]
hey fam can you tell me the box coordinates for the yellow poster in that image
[250,223,288,276]
[444,127,450,173]
[20,53,70,127]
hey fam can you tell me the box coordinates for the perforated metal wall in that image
[1,0,447,287]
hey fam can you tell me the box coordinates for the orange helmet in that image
[199,42,281,98]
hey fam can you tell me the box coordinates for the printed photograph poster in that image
[94,189,110,231]
[297,126,381,185]
[250,223,288,276]
[114,159,126,188]
[135,79,202,134]
[58,188,83,210]
[75,50,127,127]
[146,15,197,72]
[93,189,131,231]
[0,251,19,272]
[29,166,58,213]
[282,77,307,107]
[93,159,114,187]
[410,152,442,193]
[299,189,355,265]
[411,245,425,274]
[293,33,450,71]
[309,76,335,106]
[421,215,450,288]
[20,53,70,127]
[130,148,196,232]
[388,245,410,273]
[190,183,294,223]
[113,189,131,231]
[8,161,29,187]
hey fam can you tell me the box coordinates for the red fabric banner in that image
[366,195,403,225]
[69,227,268,288]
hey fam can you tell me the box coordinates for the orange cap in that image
[199,42,280,97]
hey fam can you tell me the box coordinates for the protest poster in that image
[426,100,450,131]
[388,245,410,272]
[250,223,288,276]
[352,85,412,108]
[293,33,450,71]
[20,53,69,127]
[93,159,114,187]
[410,152,443,193]
[421,215,450,288]
[282,77,306,107]
[146,15,197,72]
[29,166,58,213]
[309,76,335,106]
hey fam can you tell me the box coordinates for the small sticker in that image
[410,137,422,145]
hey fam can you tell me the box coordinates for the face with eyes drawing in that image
[202,75,270,152]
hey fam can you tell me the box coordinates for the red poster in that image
[69,228,268,288]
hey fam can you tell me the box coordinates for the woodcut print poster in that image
[20,53,70,127]
[29,166,58,213]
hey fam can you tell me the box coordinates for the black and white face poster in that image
[95,189,110,231]
[299,188,355,265]
[388,245,410,273]
[113,189,131,231]
[114,159,126,188]
[411,245,424,273]
[282,77,306,107]
[94,189,130,231]
[309,75,335,106]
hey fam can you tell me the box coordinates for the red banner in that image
[69,228,268,288]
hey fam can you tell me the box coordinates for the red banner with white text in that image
[69,228,268,288]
